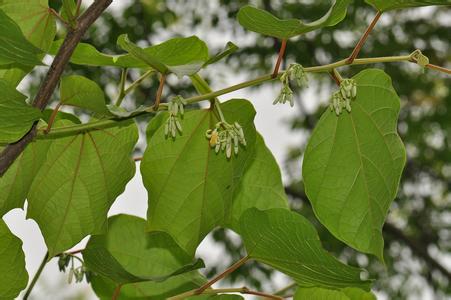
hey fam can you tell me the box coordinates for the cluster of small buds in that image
[274,63,308,107]
[164,96,186,138]
[411,49,429,72]
[329,79,357,115]
[205,121,246,158]
[58,253,92,284]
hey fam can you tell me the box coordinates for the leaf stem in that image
[76,0,82,17]
[23,251,49,300]
[195,256,249,294]
[273,39,287,78]
[347,10,383,64]
[49,8,70,27]
[274,282,297,296]
[214,99,226,123]
[169,286,283,300]
[44,102,63,133]
[111,284,122,300]
[153,73,166,109]
[425,63,451,74]
[115,68,128,106]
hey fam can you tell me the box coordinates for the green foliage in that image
[0,220,28,299]
[302,69,406,261]
[0,79,41,143]
[240,208,371,290]
[237,1,351,39]
[60,75,109,114]
[295,286,376,300]
[83,214,204,284]
[27,119,138,257]
[365,0,451,11]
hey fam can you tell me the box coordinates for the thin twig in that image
[425,63,451,74]
[347,11,383,64]
[23,251,49,300]
[115,68,128,106]
[153,74,166,109]
[49,8,70,27]
[0,0,113,176]
[76,0,82,17]
[273,39,287,78]
[111,284,122,300]
[329,69,341,86]
[274,282,297,296]
[44,103,62,134]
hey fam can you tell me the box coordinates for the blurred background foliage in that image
[35,0,451,299]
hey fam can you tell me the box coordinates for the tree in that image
[0,0,450,299]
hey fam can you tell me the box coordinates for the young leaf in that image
[83,214,204,284]
[91,271,207,300]
[0,220,28,299]
[240,208,372,290]
[295,286,376,300]
[237,1,351,39]
[141,99,257,254]
[365,0,451,12]
[60,75,109,114]
[302,69,406,261]
[27,119,138,257]
[0,0,57,51]
[225,134,289,230]
[0,9,42,66]
[202,41,239,68]
[0,79,41,143]
[117,35,209,77]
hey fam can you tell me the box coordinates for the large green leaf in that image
[117,35,209,77]
[365,0,451,11]
[295,286,376,300]
[302,69,406,261]
[240,208,371,290]
[84,214,204,285]
[0,0,56,51]
[225,134,288,230]
[60,75,109,114]
[141,99,257,254]
[0,9,42,66]
[27,120,138,257]
[0,220,28,299]
[91,271,206,300]
[0,79,41,143]
[237,1,351,39]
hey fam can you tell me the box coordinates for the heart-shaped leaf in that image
[365,0,451,12]
[0,220,28,299]
[0,79,41,143]
[60,75,109,114]
[295,286,376,300]
[141,99,257,254]
[237,1,351,39]
[302,69,406,261]
[83,214,204,285]
[27,119,138,257]
[240,208,372,290]
[0,9,42,66]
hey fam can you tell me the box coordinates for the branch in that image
[284,187,451,281]
[0,0,113,176]
[273,39,287,78]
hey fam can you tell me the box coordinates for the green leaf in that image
[83,214,204,285]
[60,75,109,114]
[0,0,56,51]
[106,105,149,118]
[27,119,138,257]
[0,140,50,216]
[61,0,76,24]
[295,286,376,300]
[0,220,28,299]
[365,0,451,12]
[117,35,209,77]
[91,271,206,300]
[237,1,351,39]
[225,134,289,230]
[0,79,41,143]
[203,41,238,68]
[240,208,371,290]
[141,99,257,254]
[302,69,406,261]
[0,9,42,66]
[187,295,244,300]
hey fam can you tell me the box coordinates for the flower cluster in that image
[58,253,92,284]
[205,121,246,158]
[329,78,357,115]
[273,63,308,107]
[164,96,187,138]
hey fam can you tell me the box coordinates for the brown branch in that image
[272,39,287,78]
[195,256,249,294]
[284,187,451,281]
[346,11,382,64]
[425,63,451,75]
[0,0,112,177]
